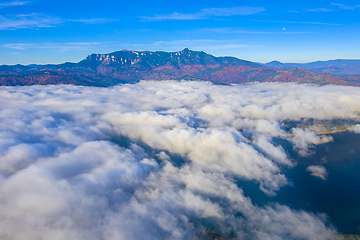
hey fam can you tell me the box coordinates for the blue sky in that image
[1,0,360,64]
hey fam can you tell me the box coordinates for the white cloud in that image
[0,13,62,30]
[200,7,265,16]
[131,39,261,54]
[0,1,29,8]
[0,13,119,30]
[305,8,333,12]
[68,18,119,24]
[0,81,356,239]
[354,124,360,133]
[306,165,328,180]
[207,27,313,34]
[142,6,265,21]
[253,20,341,26]
[3,42,100,51]
[291,128,333,156]
[332,2,360,10]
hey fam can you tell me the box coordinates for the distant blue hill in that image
[263,59,360,75]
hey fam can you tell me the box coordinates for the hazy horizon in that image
[2,48,360,66]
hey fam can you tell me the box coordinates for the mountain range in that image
[263,59,360,76]
[1,48,360,87]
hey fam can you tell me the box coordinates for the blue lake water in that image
[239,131,360,233]
[111,131,360,233]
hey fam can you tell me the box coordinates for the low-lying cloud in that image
[0,80,358,239]
[306,165,328,180]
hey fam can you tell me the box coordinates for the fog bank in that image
[1,81,358,239]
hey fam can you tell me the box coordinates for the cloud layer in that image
[0,81,358,239]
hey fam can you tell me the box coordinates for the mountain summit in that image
[78,48,259,69]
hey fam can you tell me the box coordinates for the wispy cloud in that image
[132,39,261,51]
[208,27,312,34]
[0,1,29,8]
[143,12,202,21]
[0,13,62,30]
[0,14,119,30]
[199,7,265,16]
[253,20,340,26]
[3,43,32,50]
[332,2,360,10]
[68,18,119,24]
[3,39,259,55]
[304,8,333,12]
[142,6,265,21]
[3,42,100,51]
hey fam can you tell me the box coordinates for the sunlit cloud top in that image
[1,81,357,239]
